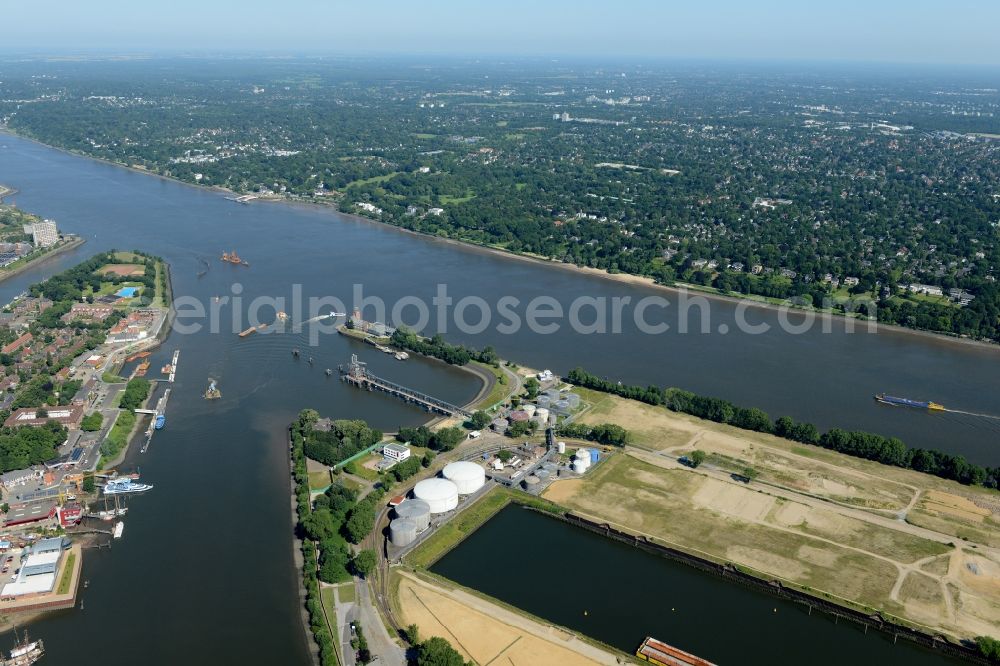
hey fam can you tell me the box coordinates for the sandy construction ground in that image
[395,571,616,666]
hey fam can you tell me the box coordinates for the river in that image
[0,133,993,664]
[433,505,965,666]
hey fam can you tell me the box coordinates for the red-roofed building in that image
[1,333,32,355]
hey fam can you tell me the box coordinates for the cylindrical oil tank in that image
[522,403,537,417]
[566,393,581,408]
[413,478,459,513]
[509,410,530,422]
[575,448,590,460]
[394,499,431,531]
[389,518,418,547]
[536,395,551,408]
[589,449,600,464]
[442,461,486,495]
[491,418,508,431]
[553,400,571,414]
[556,441,566,454]
[534,407,550,424]
[573,459,589,474]
[535,468,551,480]
[523,475,540,489]
[545,388,561,400]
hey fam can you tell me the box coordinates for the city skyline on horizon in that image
[3,0,1000,68]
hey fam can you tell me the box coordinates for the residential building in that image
[23,220,59,248]
[4,405,85,430]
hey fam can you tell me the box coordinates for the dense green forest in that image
[0,421,68,473]
[1,57,998,339]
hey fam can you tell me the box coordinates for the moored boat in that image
[103,478,153,495]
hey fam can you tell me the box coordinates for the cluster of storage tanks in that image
[389,462,488,547]
[572,447,600,474]
[510,391,581,425]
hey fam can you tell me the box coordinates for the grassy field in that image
[336,582,356,604]
[308,469,332,490]
[571,388,1000,515]
[56,552,76,595]
[470,361,512,410]
[101,409,136,464]
[440,192,476,205]
[345,172,400,188]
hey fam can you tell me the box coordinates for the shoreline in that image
[0,235,87,286]
[2,128,998,354]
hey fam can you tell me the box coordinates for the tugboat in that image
[2,628,44,665]
[154,414,166,430]
[204,379,222,400]
[325,368,333,376]
[221,250,249,267]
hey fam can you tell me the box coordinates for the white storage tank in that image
[546,388,561,400]
[389,518,418,547]
[566,393,581,408]
[442,461,487,495]
[575,448,590,460]
[573,459,589,474]
[534,407,550,424]
[394,499,431,532]
[556,441,566,454]
[522,403,537,417]
[553,399,571,414]
[536,395,551,408]
[413,478,459,513]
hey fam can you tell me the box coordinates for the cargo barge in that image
[636,637,716,666]
[874,393,944,411]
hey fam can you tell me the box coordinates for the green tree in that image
[508,420,531,438]
[470,410,490,429]
[523,377,540,399]
[402,623,420,645]
[690,450,706,467]
[80,412,103,432]
[351,549,377,578]
[82,474,95,493]
[976,635,1000,661]
[417,637,466,666]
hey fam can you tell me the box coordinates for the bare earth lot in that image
[395,571,615,665]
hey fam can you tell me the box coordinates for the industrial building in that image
[0,537,70,600]
[442,461,486,495]
[412,478,459,514]
[382,442,411,464]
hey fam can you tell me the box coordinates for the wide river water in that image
[0,133,993,664]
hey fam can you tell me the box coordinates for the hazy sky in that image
[5,0,1000,66]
